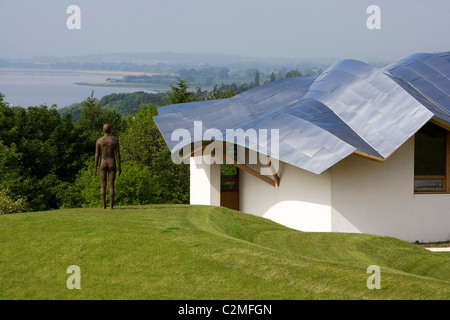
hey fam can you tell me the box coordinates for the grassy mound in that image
[0,204,448,299]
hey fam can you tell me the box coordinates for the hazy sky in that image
[0,0,449,62]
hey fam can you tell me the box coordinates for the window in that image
[414,121,450,194]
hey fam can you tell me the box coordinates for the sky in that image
[0,0,449,62]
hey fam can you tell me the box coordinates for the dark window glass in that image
[414,122,446,176]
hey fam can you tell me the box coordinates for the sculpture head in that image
[103,123,111,134]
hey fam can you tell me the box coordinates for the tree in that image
[0,96,92,211]
[270,72,276,82]
[120,105,165,166]
[167,77,196,104]
[120,104,190,203]
[0,141,27,200]
[0,94,18,144]
[205,87,236,100]
[253,71,260,87]
[76,91,124,147]
[285,70,302,78]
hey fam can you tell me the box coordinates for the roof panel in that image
[384,51,450,123]
[410,77,447,100]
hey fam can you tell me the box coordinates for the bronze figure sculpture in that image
[94,124,121,209]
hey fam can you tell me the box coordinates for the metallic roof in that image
[384,52,450,123]
[154,52,449,175]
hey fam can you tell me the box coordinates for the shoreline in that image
[74,81,168,91]
[0,67,159,77]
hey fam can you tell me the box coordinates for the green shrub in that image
[59,159,156,208]
[0,189,27,214]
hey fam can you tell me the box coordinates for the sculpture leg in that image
[99,170,107,209]
[108,170,116,209]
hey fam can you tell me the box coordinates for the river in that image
[0,68,160,108]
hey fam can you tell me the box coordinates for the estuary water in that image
[0,68,158,108]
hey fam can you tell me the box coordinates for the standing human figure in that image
[94,124,121,209]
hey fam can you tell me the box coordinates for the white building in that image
[155,52,450,243]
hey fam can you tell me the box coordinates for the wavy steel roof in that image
[154,52,450,174]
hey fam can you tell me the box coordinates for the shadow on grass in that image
[110,204,190,211]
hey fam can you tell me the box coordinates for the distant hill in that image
[58,91,168,120]
[3,52,338,72]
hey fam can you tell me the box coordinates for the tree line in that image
[0,82,192,213]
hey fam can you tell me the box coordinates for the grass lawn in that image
[437,252,450,258]
[0,204,449,300]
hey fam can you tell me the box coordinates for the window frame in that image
[414,120,450,195]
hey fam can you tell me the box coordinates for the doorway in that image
[220,164,239,211]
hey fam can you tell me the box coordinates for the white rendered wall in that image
[190,138,450,242]
[189,156,221,206]
[239,150,332,232]
[331,137,450,242]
